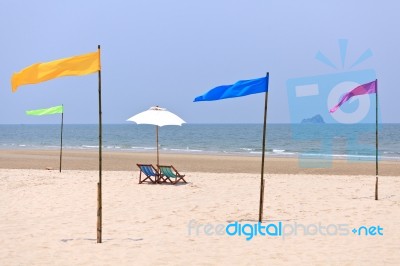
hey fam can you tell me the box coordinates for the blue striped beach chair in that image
[137,164,159,184]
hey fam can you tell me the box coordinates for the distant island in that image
[301,114,325,124]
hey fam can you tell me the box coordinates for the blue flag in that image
[193,76,268,102]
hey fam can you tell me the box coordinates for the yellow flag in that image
[12,50,100,92]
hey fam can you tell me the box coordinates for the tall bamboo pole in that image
[375,79,378,200]
[258,72,269,223]
[59,105,63,173]
[97,45,103,243]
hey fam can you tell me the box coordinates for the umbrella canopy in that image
[127,106,185,165]
[127,106,185,127]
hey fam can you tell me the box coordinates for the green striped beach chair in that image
[157,165,187,185]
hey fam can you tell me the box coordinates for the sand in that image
[0,149,399,265]
[0,149,398,175]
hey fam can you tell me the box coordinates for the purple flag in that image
[329,80,377,113]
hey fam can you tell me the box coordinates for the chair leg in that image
[139,172,142,184]
[157,175,166,184]
[163,177,173,184]
[174,175,186,184]
[139,172,157,184]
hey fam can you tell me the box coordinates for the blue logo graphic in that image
[187,220,384,241]
[286,39,380,168]
[352,225,383,236]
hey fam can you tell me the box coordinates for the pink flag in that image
[329,80,377,113]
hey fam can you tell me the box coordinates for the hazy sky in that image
[0,0,398,124]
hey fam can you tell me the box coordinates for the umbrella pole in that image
[156,125,159,166]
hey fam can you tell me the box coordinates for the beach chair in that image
[137,164,159,184]
[157,165,187,184]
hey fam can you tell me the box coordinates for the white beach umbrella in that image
[127,106,186,165]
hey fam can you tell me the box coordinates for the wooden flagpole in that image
[97,45,103,243]
[375,79,379,200]
[258,72,269,223]
[59,104,64,173]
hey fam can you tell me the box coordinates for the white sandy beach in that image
[0,165,399,265]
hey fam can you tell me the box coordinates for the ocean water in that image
[0,124,399,161]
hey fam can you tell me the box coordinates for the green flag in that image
[26,105,63,116]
